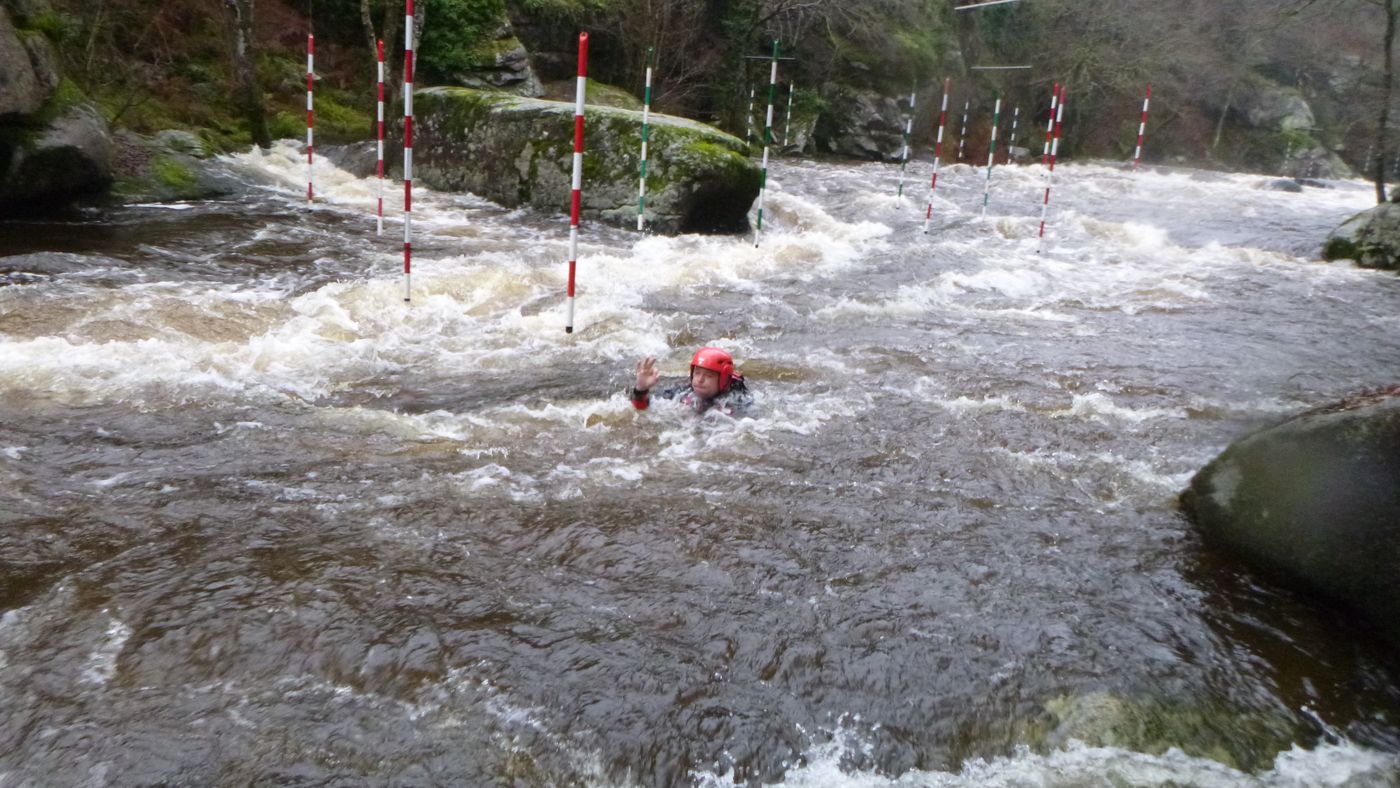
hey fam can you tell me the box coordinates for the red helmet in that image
[690,346,735,392]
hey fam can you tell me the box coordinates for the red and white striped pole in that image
[1132,85,1151,170]
[564,31,588,334]
[1037,87,1067,254]
[376,38,385,236]
[1042,83,1059,165]
[306,34,314,203]
[402,1,414,302]
[923,77,950,234]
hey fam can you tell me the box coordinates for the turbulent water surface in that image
[2,144,1399,786]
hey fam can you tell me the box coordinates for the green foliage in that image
[417,0,510,82]
[34,79,90,125]
[513,0,609,20]
[152,156,197,189]
[1322,235,1358,261]
[21,11,75,42]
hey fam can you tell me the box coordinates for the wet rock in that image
[1180,389,1400,644]
[0,8,50,116]
[1323,201,1400,271]
[0,102,113,211]
[412,86,761,235]
[110,129,234,204]
[1041,692,1299,771]
[815,88,907,161]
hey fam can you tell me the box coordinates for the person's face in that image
[690,366,722,398]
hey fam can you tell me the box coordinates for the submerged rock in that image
[412,87,761,235]
[1180,389,1400,644]
[1041,692,1298,771]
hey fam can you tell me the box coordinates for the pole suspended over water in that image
[745,87,755,146]
[564,32,588,333]
[1005,105,1019,164]
[897,86,916,199]
[402,1,414,302]
[637,47,653,232]
[981,94,1001,216]
[783,83,795,149]
[754,39,779,247]
[306,34,314,203]
[376,38,384,236]
[1042,83,1059,165]
[924,78,950,234]
[1132,85,1151,170]
[1038,87,1067,254]
[957,99,970,161]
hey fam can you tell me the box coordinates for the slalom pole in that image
[1042,83,1059,165]
[637,47,653,232]
[1037,87,1066,254]
[564,31,588,333]
[402,1,414,302]
[896,86,915,199]
[306,34,314,203]
[783,83,795,149]
[1132,84,1151,170]
[923,77,950,234]
[376,38,384,236]
[754,39,779,247]
[957,99,970,161]
[745,87,755,146]
[981,94,1001,217]
[1005,105,1019,164]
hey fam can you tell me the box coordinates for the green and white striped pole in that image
[637,47,654,231]
[896,85,916,198]
[782,83,795,149]
[754,39,779,247]
[981,94,1001,216]
[745,87,755,146]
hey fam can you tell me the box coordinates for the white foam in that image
[692,732,1400,788]
[79,613,132,686]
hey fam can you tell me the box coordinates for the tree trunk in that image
[1376,0,1396,203]
[228,0,271,150]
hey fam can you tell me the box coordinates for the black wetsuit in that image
[630,375,753,416]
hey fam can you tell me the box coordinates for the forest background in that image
[13,0,1400,196]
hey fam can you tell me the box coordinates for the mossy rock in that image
[412,86,761,234]
[1040,691,1301,772]
[109,130,235,204]
[1324,202,1400,271]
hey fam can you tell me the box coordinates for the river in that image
[2,144,1399,786]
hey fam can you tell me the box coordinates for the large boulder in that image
[0,7,51,117]
[1323,201,1400,271]
[412,87,761,234]
[1180,389,1400,644]
[814,87,907,160]
[110,129,236,204]
[0,101,114,212]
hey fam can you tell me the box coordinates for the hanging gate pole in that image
[564,32,589,333]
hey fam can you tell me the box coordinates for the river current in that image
[2,143,1399,786]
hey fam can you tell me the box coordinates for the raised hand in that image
[634,356,660,391]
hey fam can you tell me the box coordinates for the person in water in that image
[631,346,753,416]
